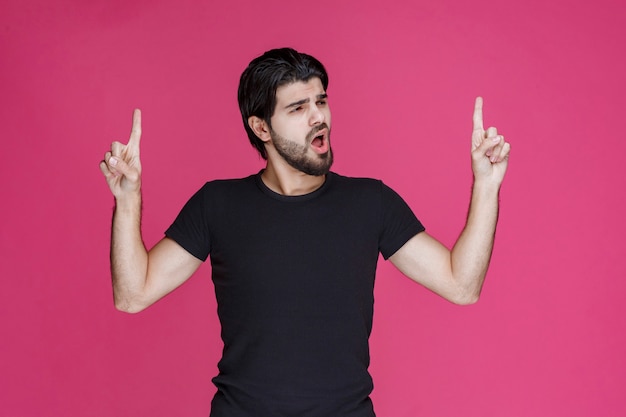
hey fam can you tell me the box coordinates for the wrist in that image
[472,177,501,197]
[114,191,142,213]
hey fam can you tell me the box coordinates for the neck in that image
[261,158,326,196]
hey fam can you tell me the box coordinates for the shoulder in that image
[329,172,383,191]
[178,174,259,214]
[196,173,258,195]
[329,172,406,201]
[329,173,415,215]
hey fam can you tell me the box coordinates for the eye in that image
[317,100,327,106]
[290,106,303,113]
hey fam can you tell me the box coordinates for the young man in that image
[100,48,510,417]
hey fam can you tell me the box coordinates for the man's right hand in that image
[100,109,143,198]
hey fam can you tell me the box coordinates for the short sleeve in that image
[165,184,211,261]
[378,182,425,260]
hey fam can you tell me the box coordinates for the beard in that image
[270,123,334,176]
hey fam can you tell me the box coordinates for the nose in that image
[309,105,324,126]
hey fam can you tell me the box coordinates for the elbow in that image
[115,303,145,314]
[114,295,148,314]
[452,293,480,305]
[447,273,484,305]
[448,286,481,305]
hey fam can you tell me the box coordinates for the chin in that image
[301,153,333,176]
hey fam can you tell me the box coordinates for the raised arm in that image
[390,97,510,305]
[99,110,202,313]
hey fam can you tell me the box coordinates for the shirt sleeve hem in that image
[381,225,426,260]
[164,229,208,262]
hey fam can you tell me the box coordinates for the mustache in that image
[306,123,330,142]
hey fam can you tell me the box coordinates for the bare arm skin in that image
[100,110,202,313]
[390,98,511,305]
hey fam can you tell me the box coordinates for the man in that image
[100,48,510,417]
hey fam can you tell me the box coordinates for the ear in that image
[248,116,271,143]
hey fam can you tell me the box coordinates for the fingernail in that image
[109,157,118,166]
[492,136,501,142]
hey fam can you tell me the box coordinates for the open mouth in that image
[310,131,329,154]
[312,133,325,148]
[309,125,329,154]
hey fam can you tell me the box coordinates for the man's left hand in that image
[471,97,511,186]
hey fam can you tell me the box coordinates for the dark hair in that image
[238,47,329,159]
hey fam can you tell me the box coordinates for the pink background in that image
[1,0,625,415]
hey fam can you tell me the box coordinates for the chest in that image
[206,194,381,307]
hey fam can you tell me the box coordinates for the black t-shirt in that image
[166,172,424,417]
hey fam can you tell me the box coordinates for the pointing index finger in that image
[473,97,484,132]
[128,108,142,150]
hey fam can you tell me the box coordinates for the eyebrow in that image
[284,93,328,110]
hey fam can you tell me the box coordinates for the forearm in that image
[450,180,501,302]
[110,191,149,312]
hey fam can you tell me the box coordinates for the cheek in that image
[273,115,297,131]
